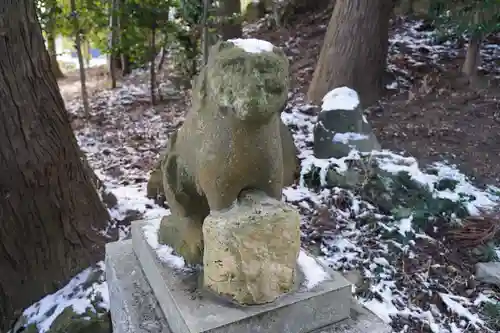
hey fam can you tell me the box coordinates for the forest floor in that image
[17,7,500,333]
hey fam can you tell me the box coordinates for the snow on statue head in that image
[193,38,290,124]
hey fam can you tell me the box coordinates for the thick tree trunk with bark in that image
[307,0,394,108]
[0,1,111,330]
[218,0,242,40]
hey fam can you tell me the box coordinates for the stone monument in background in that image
[313,86,381,159]
[105,38,391,333]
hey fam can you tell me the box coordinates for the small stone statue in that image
[148,39,298,265]
[152,39,301,305]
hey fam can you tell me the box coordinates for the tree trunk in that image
[83,38,91,68]
[462,34,481,78]
[307,0,394,108]
[121,53,131,75]
[158,45,167,71]
[0,1,111,331]
[70,0,91,117]
[278,0,333,26]
[47,32,65,79]
[404,0,414,16]
[119,0,132,76]
[428,0,445,17]
[45,0,64,79]
[462,12,482,78]
[46,8,65,79]
[202,0,210,65]
[108,0,119,88]
[150,26,157,105]
[218,0,242,40]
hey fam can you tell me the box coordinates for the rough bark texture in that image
[307,0,394,108]
[0,1,111,331]
[218,0,242,40]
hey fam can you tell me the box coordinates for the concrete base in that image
[106,239,392,333]
[105,239,170,333]
[132,220,352,333]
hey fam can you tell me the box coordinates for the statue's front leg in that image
[159,153,207,265]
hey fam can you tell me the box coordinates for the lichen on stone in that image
[198,40,290,124]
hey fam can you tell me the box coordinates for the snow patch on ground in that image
[280,90,499,332]
[142,218,186,269]
[375,153,498,215]
[106,183,168,221]
[297,250,331,289]
[21,263,108,333]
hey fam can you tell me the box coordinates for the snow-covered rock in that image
[313,87,381,159]
[11,264,109,333]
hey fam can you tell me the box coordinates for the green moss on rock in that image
[47,308,110,333]
[301,152,474,236]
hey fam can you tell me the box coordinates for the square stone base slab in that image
[105,239,392,333]
[131,219,352,333]
[106,239,170,333]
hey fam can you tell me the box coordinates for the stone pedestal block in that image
[107,235,392,333]
[130,220,353,333]
[202,190,301,305]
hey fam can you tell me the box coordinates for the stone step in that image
[105,239,171,333]
[130,219,354,333]
[106,238,392,333]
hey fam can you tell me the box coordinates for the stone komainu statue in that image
[151,40,299,264]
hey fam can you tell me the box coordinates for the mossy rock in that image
[302,152,471,231]
[10,266,109,333]
[47,308,111,333]
[11,308,110,333]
